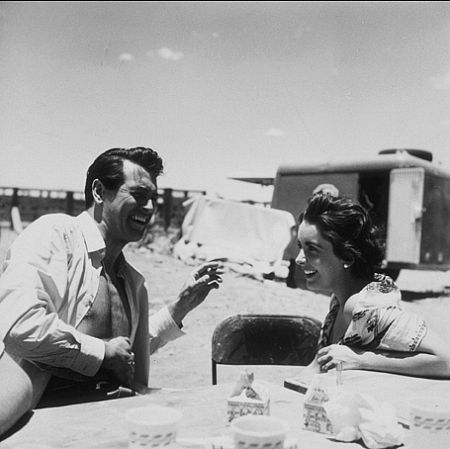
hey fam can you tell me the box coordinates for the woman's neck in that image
[333,274,373,306]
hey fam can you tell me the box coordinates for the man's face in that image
[101,159,158,246]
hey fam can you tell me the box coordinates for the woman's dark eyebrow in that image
[305,241,322,250]
[297,240,321,250]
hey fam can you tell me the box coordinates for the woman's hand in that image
[316,344,361,372]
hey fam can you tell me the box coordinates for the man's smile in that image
[129,214,151,230]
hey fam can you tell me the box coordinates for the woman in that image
[0,350,50,436]
[297,193,450,377]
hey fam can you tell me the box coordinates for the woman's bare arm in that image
[317,329,450,378]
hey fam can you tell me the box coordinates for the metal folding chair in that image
[211,314,320,384]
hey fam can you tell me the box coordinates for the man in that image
[0,147,222,434]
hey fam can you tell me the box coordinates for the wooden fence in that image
[0,187,206,230]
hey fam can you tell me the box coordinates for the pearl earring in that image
[343,263,349,269]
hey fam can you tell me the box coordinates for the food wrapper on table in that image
[227,371,270,422]
[324,391,404,449]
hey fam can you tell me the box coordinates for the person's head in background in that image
[312,183,339,198]
[295,194,384,299]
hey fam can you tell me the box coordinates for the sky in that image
[1,1,450,202]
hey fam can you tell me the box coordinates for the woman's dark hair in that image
[299,193,384,278]
[84,147,164,208]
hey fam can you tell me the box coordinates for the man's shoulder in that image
[4,214,84,264]
[25,213,80,235]
[31,212,77,226]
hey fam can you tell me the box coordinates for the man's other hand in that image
[169,261,224,325]
[101,336,135,386]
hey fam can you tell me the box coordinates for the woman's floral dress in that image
[318,274,427,352]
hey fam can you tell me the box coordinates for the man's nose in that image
[142,198,155,212]
[295,249,306,266]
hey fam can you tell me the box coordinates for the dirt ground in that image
[2,226,450,391]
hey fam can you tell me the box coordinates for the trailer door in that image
[386,168,424,264]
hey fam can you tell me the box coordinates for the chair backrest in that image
[211,314,321,384]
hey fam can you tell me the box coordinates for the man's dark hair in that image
[84,147,164,208]
[299,193,384,278]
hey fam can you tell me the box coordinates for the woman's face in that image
[295,219,347,293]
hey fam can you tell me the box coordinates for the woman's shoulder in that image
[346,273,401,313]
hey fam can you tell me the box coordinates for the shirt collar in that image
[75,211,106,256]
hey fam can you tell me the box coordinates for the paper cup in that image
[409,400,450,449]
[231,415,289,449]
[125,405,183,449]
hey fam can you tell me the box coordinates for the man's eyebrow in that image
[130,186,156,195]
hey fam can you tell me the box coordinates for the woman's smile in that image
[296,220,347,293]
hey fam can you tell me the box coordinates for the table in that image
[2,372,449,448]
[285,369,450,423]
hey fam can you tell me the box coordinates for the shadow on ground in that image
[401,289,450,301]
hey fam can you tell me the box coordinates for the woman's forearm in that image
[357,350,450,378]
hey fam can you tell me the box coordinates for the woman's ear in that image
[92,179,104,205]
[342,255,355,270]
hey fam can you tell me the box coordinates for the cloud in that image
[157,47,184,61]
[118,53,135,62]
[431,72,450,90]
[264,128,285,137]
